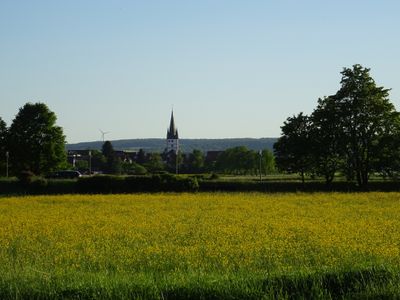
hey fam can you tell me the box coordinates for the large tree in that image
[330,64,400,186]
[0,117,7,175]
[309,97,343,184]
[276,65,400,186]
[215,146,257,175]
[101,141,121,174]
[274,113,313,183]
[186,149,205,173]
[8,103,66,175]
[144,153,165,173]
[260,149,275,175]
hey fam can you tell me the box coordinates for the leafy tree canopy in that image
[327,64,400,186]
[0,117,6,154]
[8,102,66,175]
[101,141,121,174]
[273,113,312,183]
[275,64,400,186]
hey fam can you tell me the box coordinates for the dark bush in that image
[209,173,220,180]
[198,180,400,192]
[125,175,159,192]
[77,175,125,194]
[17,170,35,186]
[29,177,48,192]
[158,173,199,192]
[3,174,400,195]
[46,179,77,194]
[76,174,199,194]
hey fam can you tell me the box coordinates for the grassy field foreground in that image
[0,193,399,299]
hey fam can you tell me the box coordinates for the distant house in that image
[114,150,138,163]
[67,150,91,166]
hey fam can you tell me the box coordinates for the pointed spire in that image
[169,110,175,133]
[167,110,178,139]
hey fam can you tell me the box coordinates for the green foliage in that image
[89,150,106,172]
[136,148,147,164]
[162,150,184,173]
[310,96,343,184]
[76,174,198,193]
[3,174,400,194]
[67,138,277,153]
[77,175,125,193]
[185,149,205,173]
[7,103,66,175]
[260,149,275,174]
[17,170,36,185]
[0,117,7,175]
[121,161,147,175]
[0,267,397,299]
[101,141,121,174]
[144,153,165,173]
[209,173,219,180]
[215,147,275,176]
[74,160,89,172]
[0,118,6,144]
[216,146,255,175]
[101,140,114,158]
[157,173,199,192]
[275,65,400,186]
[274,113,312,183]
[329,64,400,186]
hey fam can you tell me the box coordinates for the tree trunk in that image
[300,171,305,185]
[325,173,334,185]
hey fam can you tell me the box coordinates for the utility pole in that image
[88,150,92,175]
[175,150,179,174]
[6,151,9,178]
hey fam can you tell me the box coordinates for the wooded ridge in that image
[66,138,277,152]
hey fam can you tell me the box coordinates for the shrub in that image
[158,173,199,192]
[76,174,199,193]
[77,175,125,194]
[17,170,35,186]
[209,173,220,180]
[125,175,158,192]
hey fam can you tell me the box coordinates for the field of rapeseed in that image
[0,192,399,299]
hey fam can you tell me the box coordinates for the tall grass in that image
[0,193,399,298]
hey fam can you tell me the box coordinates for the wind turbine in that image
[99,129,110,142]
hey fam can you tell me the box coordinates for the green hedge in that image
[0,174,199,195]
[198,180,400,192]
[74,174,199,194]
[2,176,400,195]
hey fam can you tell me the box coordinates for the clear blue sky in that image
[1,1,399,143]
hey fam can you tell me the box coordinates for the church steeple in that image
[166,110,179,152]
[167,110,178,139]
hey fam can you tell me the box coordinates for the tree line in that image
[3,64,396,185]
[93,143,275,176]
[274,64,400,186]
[0,103,275,177]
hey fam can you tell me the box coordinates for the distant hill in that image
[66,138,278,153]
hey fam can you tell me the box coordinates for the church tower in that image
[166,110,179,153]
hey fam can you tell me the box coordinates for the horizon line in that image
[67,136,279,144]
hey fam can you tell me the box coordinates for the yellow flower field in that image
[0,192,399,298]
